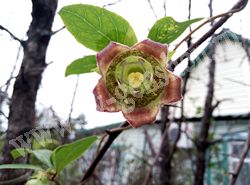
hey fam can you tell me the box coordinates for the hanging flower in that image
[93,39,182,128]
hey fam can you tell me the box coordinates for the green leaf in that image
[51,135,98,173]
[59,4,137,51]
[26,179,45,185]
[90,67,100,74]
[11,148,32,159]
[32,149,53,168]
[148,17,203,44]
[11,148,52,168]
[0,164,43,171]
[167,50,175,61]
[65,55,97,77]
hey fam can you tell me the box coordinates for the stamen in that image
[128,72,144,88]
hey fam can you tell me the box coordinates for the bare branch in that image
[143,128,157,156]
[0,25,23,44]
[79,121,129,185]
[167,0,248,71]
[194,36,216,185]
[0,110,8,119]
[106,125,131,134]
[173,8,246,52]
[103,0,122,8]
[67,75,79,125]
[163,0,167,17]
[224,78,250,87]
[51,26,65,35]
[142,123,169,185]
[229,127,250,185]
[212,98,232,110]
[146,0,157,19]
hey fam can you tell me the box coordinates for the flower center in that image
[128,72,144,88]
[105,50,166,107]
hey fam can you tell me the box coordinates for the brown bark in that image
[159,1,193,184]
[0,0,58,183]
[193,41,216,185]
[159,106,172,185]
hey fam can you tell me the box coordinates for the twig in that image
[142,124,169,185]
[0,171,31,185]
[224,78,250,87]
[96,133,108,154]
[103,0,122,8]
[0,110,8,119]
[173,8,246,52]
[229,127,250,185]
[51,26,65,35]
[0,25,23,44]
[208,0,214,26]
[147,0,157,19]
[96,125,131,154]
[143,128,157,156]
[106,125,131,133]
[181,129,197,146]
[167,0,248,71]
[79,121,129,185]
[163,0,167,17]
[0,45,22,120]
[67,75,79,125]
[0,45,22,91]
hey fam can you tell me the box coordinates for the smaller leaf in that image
[90,67,100,74]
[0,164,42,171]
[51,135,98,173]
[11,148,32,159]
[11,148,53,168]
[26,179,45,185]
[148,17,203,44]
[167,51,175,61]
[65,55,97,77]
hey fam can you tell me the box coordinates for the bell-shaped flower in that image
[93,39,182,128]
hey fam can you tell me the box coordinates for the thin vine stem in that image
[173,8,244,52]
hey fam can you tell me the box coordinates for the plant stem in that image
[79,122,129,185]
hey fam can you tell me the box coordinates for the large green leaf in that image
[51,135,98,173]
[65,55,97,77]
[11,148,52,168]
[0,164,42,171]
[148,17,203,44]
[59,4,137,51]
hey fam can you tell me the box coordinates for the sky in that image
[0,0,250,129]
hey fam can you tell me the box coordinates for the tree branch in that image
[142,123,169,185]
[194,36,216,185]
[229,126,250,185]
[51,26,65,35]
[79,121,129,185]
[0,25,23,44]
[103,0,122,8]
[143,128,157,156]
[146,0,157,19]
[167,0,248,71]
